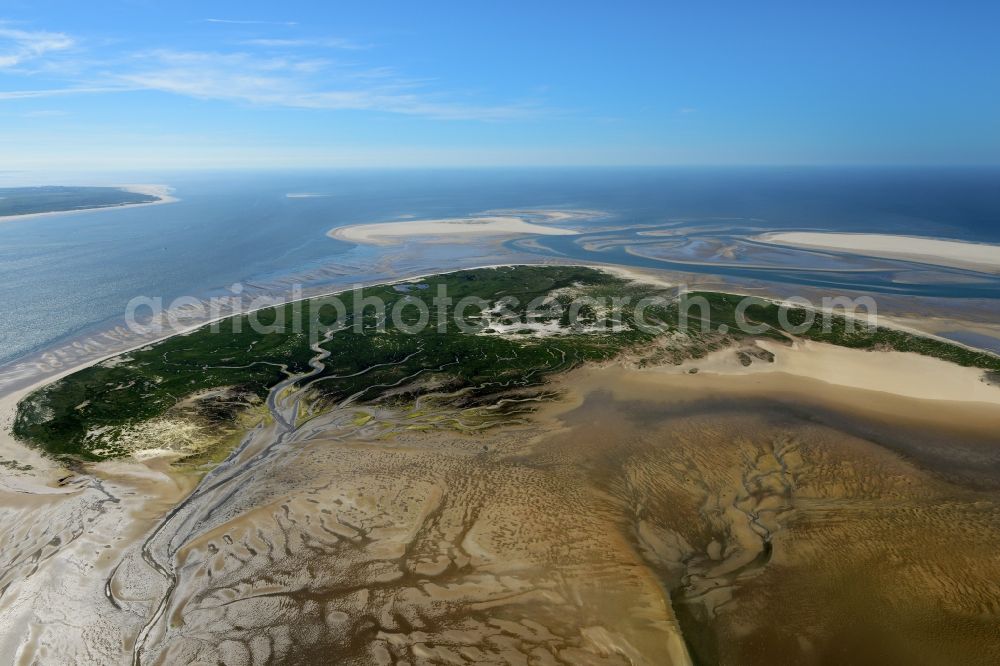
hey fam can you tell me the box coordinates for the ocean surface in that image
[2,167,999,369]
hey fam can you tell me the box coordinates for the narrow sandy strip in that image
[0,184,178,223]
[755,231,1000,274]
[598,264,677,289]
[119,184,178,203]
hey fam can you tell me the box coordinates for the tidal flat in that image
[547,365,1000,665]
[2,265,999,664]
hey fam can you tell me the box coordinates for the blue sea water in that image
[1,167,999,368]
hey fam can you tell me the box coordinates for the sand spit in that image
[598,264,678,289]
[119,183,178,204]
[756,231,1000,274]
[330,213,580,245]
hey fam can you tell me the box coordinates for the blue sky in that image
[1,0,998,169]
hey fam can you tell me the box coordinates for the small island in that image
[15,265,1000,461]
[0,184,175,220]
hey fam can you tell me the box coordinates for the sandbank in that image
[329,215,579,245]
[756,231,1000,274]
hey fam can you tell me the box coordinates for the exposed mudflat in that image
[544,366,1000,665]
[2,357,1000,664]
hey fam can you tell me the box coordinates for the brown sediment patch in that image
[4,344,999,664]
[123,360,1000,665]
[566,363,1000,489]
[143,425,692,665]
[532,365,1000,665]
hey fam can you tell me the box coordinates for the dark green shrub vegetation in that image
[13,266,999,460]
[0,186,158,217]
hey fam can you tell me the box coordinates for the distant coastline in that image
[0,184,178,223]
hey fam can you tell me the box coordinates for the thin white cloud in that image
[239,37,368,50]
[0,25,541,122]
[21,109,68,117]
[117,49,539,121]
[0,86,131,99]
[204,19,298,26]
[0,26,74,68]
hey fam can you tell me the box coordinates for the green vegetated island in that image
[0,186,159,218]
[14,266,1000,461]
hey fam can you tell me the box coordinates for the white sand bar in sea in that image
[756,231,1000,274]
[330,215,579,245]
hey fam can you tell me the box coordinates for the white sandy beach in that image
[599,264,678,289]
[756,231,1000,274]
[330,215,579,244]
[120,183,177,203]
